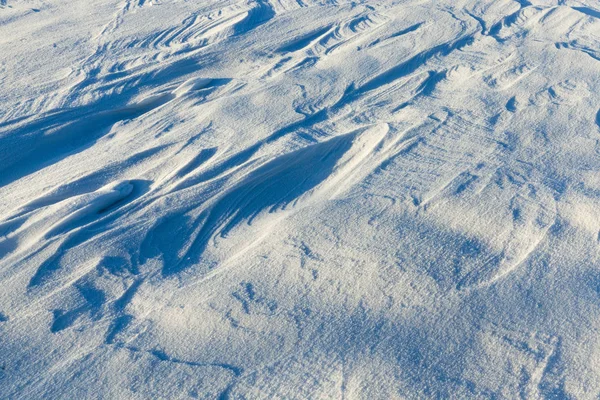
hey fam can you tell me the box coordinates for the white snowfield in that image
[1,0,600,397]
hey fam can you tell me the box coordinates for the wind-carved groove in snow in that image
[555,41,600,62]
[0,77,231,190]
[359,22,425,51]
[320,12,387,55]
[117,345,243,376]
[276,25,333,54]
[280,10,386,56]
[571,6,600,20]
[60,1,272,109]
[132,0,275,55]
[0,92,174,188]
[349,33,475,97]
[42,181,134,240]
[26,180,149,288]
[265,10,386,78]
[487,4,560,43]
[134,11,251,53]
[154,124,389,276]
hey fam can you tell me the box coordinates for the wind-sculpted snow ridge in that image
[2,0,600,398]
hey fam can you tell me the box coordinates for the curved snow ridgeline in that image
[1,0,600,397]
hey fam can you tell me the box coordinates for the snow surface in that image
[1,0,600,398]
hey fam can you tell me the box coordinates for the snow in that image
[1,0,600,397]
